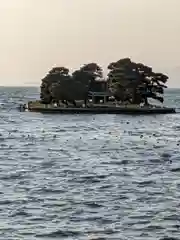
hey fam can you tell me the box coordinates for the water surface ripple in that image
[0,87,180,240]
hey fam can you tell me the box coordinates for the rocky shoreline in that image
[25,101,176,114]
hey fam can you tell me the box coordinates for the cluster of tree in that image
[40,63,105,106]
[108,58,168,104]
[40,58,168,106]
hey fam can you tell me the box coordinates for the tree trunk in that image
[132,88,141,104]
[144,97,148,105]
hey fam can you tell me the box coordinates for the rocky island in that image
[26,58,176,114]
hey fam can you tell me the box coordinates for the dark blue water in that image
[0,87,180,240]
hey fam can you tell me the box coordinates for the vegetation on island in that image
[40,58,168,107]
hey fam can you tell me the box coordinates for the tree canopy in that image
[40,67,71,104]
[107,58,168,104]
[40,63,103,105]
[40,59,168,106]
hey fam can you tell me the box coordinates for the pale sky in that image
[0,0,180,87]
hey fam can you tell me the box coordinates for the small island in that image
[26,58,176,114]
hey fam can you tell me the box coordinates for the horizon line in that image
[0,85,179,89]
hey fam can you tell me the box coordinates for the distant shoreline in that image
[0,85,39,88]
[0,86,179,90]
